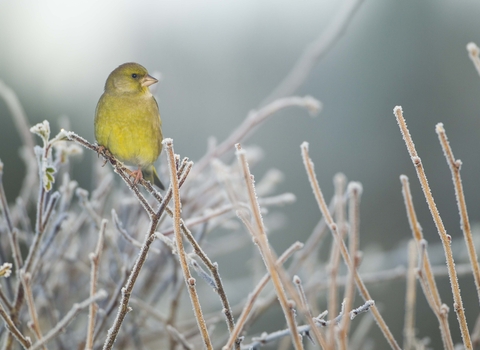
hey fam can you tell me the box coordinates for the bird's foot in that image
[129,168,143,185]
[97,145,109,167]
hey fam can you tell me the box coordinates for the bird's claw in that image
[97,145,109,167]
[129,169,143,185]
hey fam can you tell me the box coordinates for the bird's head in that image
[105,62,158,94]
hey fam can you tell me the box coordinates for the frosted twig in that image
[158,195,238,348]
[436,123,480,305]
[350,300,375,320]
[19,272,44,347]
[85,219,106,350]
[0,300,31,349]
[394,106,471,349]
[235,143,304,350]
[243,300,371,349]
[164,138,213,350]
[403,240,418,350]
[338,182,362,350]
[301,141,400,350]
[467,42,480,77]
[400,174,453,349]
[327,174,347,349]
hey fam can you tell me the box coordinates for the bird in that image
[94,62,165,190]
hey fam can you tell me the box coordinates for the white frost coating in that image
[347,181,363,196]
[467,42,479,55]
[235,148,246,156]
[393,106,403,114]
[30,120,51,141]
[162,137,173,146]
[435,122,444,133]
[303,95,322,116]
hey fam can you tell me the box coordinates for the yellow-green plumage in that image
[94,62,164,189]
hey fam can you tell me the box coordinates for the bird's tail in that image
[142,166,165,190]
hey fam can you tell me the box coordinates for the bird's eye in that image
[131,73,138,79]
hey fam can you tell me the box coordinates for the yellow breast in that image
[94,91,163,168]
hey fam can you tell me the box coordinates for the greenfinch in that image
[94,62,165,190]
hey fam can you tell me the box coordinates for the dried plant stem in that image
[467,42,480,77]
[403,240,417,350]
[338,183,362,350]
[301,141,400,350]
[223,241,303,350]
[394,106,472,349]
[30,290,107,350]
[175,223,238,349]
[6,152,54,350]
[155,174,237,349]
[235,143,304,350]
[19,272,44,348]
[85,219,106,350]
[400,175,454,349]
[436,123,480,304]
[195,96,320,174]
[164,138,213,350]
[327,173,347,350]
[0,301,31,349]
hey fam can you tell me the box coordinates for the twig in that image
[164,138,213,350]
[394,106,471,349]
[30,290,107,350]
[436,123,480,305]
[176,223,239,349]
[338,182,362,350]
[301,141,400,350]
[400,174,454,349]
[0,301,31,349]
[85,219,106,350]
[403,240,418,350]
[467,42,480,77]
[19,272,44,347]
[235,144,304,350]
[243,300,373,349]
[349,300,375,320]
[327,173,348,350]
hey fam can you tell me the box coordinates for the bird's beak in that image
[141,74,158,87]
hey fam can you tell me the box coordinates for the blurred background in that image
[1,0,480,348]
